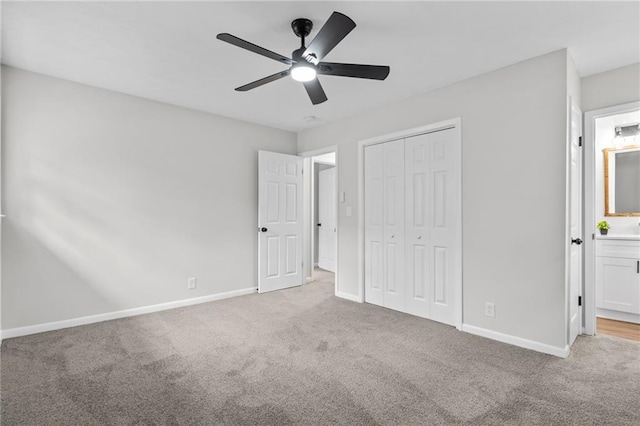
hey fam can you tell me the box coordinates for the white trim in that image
[298,145,339,159]
[583,101,640,336]
[462,324,570,358]
[596,308,640,325]
[298,145,339,297]
[1,287,257,339]
[336,291,362,303]
[357,118,463,327]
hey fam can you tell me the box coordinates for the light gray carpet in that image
[2,271,639,425]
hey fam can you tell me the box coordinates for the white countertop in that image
[596,234,640,241]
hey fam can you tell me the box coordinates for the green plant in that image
[597,221,610,230]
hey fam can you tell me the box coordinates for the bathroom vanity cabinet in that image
[596,237,640,322]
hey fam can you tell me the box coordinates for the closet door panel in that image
[428,128,458,326]
[405,134,430,318]
[383,139,405,312]
[364,144,385,306]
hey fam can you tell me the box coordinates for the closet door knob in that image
[417,236,422,240]
[390,234,395,239]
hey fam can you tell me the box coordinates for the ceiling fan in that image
[216,11,390,105]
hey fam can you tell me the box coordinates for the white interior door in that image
[364,144,385,306]
[569,100,583,346]
[318,167,336,272]
[258,150,303,293]
[404,133,430,318]
[426,129,458,326]
[382,139,405,312]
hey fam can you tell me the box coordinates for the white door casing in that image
[318,167,337,272]
[569,100,583,346]
[258,150,303,293]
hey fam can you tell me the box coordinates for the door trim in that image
[583,101,640,335]
[357,118,463,330]
[298,146,339,296]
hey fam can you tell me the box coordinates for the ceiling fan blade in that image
[235,70,290,91]
[303,79,328,105]
[217,33,293,65]
[303,12,356,63]
[318,62,390,80]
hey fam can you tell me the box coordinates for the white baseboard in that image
[596,308,640,325]
[461,324,570,358]
[1,286,258,340]
[335,291,362,303]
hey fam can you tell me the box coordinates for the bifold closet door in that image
[364,144,384,306]
[364,139,405,309]
[405,129,458,325]
[404,133,430,318]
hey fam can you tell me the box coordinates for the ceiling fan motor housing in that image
[291,18,313,40]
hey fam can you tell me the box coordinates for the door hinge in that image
[578,136,583,147]
[592,233,595,240]
[578,296,582,306]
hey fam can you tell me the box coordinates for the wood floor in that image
[597,317,640,341]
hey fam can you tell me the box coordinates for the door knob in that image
[317,223,322,227]
[260,227,268,232]
[571,238,583,245]
[417,236,422,240]
[390,234,395,239]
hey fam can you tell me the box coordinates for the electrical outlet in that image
[485,302,495,318]
[188,277,197,290]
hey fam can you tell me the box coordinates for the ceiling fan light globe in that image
[291,65,316,82]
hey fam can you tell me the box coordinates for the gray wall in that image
[1,66,296,329]
[297,50,570,350]
[582,62,640,112]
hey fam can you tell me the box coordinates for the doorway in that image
[300,147,338,292]
[584,101,640,337]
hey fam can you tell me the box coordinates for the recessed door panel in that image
[370,241,382,290]
[267,182,279,223]
[386,242,398,294]
[266,236,280,278]
[433,246,447,305]
[285,183,297,223]
[433,171,446,229]
[285,235,297,275]
[412,244,426,300]
[413,173,426,228]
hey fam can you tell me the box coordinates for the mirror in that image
[604,145,640,216]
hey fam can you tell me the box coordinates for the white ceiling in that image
[2,1,639,132]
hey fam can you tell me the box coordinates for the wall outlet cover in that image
[485,302,495,318]
[188,277,197,290]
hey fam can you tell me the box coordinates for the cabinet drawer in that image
[596,240,640,259]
